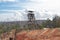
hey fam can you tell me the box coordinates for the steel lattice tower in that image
[27,11,38,30]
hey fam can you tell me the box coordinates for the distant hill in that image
[0,20,46,27]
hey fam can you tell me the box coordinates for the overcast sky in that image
[0,0,60,21]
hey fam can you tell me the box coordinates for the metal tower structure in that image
[27,11,38,30]
[28,11,35,24]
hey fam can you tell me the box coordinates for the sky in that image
[0,0,60,22]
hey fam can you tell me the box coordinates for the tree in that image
[52,15,60,27]
[42,18,52,28]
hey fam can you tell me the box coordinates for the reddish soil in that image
[16,28,60,40]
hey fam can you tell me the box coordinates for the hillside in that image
[1,28,60,40]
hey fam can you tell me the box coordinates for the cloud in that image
[0,0,16,2]
[0,10,33,21]
[0,0,60,12]
[0,10,24,22]
[19,0,60,20]
[0,9,55,22]
[0,0,60,21]
[22,0,60,13]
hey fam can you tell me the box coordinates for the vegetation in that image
[0,23,20,34]
[0,15,60,34]
[42,15,60,28]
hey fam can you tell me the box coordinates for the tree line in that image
[41,15,60,28]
